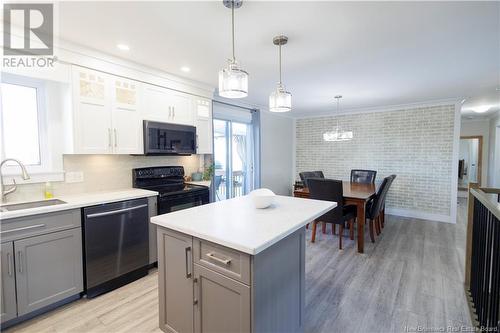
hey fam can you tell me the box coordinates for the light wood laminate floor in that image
[4,200,471,333]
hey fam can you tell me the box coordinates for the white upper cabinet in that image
[141,84,193,125]
[70,66,143,154]
[194,98,213,154]
[71,68,113,154]
[111,78,143,154]
[69,66,212,155]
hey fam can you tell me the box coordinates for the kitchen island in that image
[151,195,336,333]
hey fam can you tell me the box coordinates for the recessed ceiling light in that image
[116,44,130,51]
[180,66,191,73]
[473,105,491,113]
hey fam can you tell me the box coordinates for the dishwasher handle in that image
[86,204,148,219]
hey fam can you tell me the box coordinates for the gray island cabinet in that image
[152,195,335,333]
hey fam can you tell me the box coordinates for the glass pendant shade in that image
[269,84,292,112]
[322,95,354,142]
[323,129,353,142]
[218,60,248,99]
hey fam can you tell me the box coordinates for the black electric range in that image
[132,166,209,215]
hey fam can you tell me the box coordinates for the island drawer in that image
[0,209,81,242]
[193,239,251,285]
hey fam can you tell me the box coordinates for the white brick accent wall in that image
[295,105,456,220]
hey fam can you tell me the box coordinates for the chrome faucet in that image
[1,159,30,200]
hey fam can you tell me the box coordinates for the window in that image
[1,73,49,175]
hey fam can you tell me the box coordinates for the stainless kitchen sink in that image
[0,199,67,212]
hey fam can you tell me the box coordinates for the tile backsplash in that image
[8,154,206,202]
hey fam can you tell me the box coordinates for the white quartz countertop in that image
[151,195,336,255]
[0,189,158,220]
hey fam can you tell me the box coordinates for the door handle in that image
[114,129,118,147]
[185,246,192,278]
[108,128,112,147]
[17,250,23,273]
[7,252,12,276]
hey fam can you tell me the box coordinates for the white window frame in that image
[1,73,63,183]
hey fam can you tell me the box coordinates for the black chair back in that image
[214,175,222,190]
[367,176,391,219]
[299,171,325,188]
[381,175,396,207]
[308,178,344,224]
[351,169,377,184]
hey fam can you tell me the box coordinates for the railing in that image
[465,185,500,330]
[215,171,245,201]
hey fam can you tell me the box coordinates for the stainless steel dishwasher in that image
[83,198,149,298]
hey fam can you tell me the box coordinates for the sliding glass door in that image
[213,103,257,201]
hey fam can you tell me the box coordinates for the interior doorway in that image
[458,135,483,191]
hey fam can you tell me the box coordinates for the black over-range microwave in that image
[143,120,196,155]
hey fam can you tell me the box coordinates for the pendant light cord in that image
[231,3,235,61]
[279,44,282,84]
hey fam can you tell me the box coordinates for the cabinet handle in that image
[114,129,118,147]
[18,251,23,273]
[173,106,175,118]
[185,246,192,278]
[206,252,231,265]
[193,277,199,305]
[0,223,46,235]
[7,252,12,276]
[168,106,171,118]
[108,128,112,147]
[196,134,199,149]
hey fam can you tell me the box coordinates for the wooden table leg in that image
[322,222,327,234]
[356,201,366,253]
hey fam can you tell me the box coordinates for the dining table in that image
[293,181,381,253]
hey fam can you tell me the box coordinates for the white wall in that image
[460,119,490,186]
[488,111,500,187]
[260,111,294,195]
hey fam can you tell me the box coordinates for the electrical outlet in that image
[65,171,84,183]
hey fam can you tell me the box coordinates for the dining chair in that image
[214,175,223,201]
[365,176,392,242]
[379,174,396,229]
[307,179,357,249]
[299,171,324,188]
[350,169,377,184]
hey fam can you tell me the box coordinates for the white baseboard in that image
[385,207,454,224]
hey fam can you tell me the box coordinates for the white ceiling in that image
[58,1,500,117]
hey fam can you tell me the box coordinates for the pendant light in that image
[269,35,292,112]
[218,0,248,99]
[323,95,354,142]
